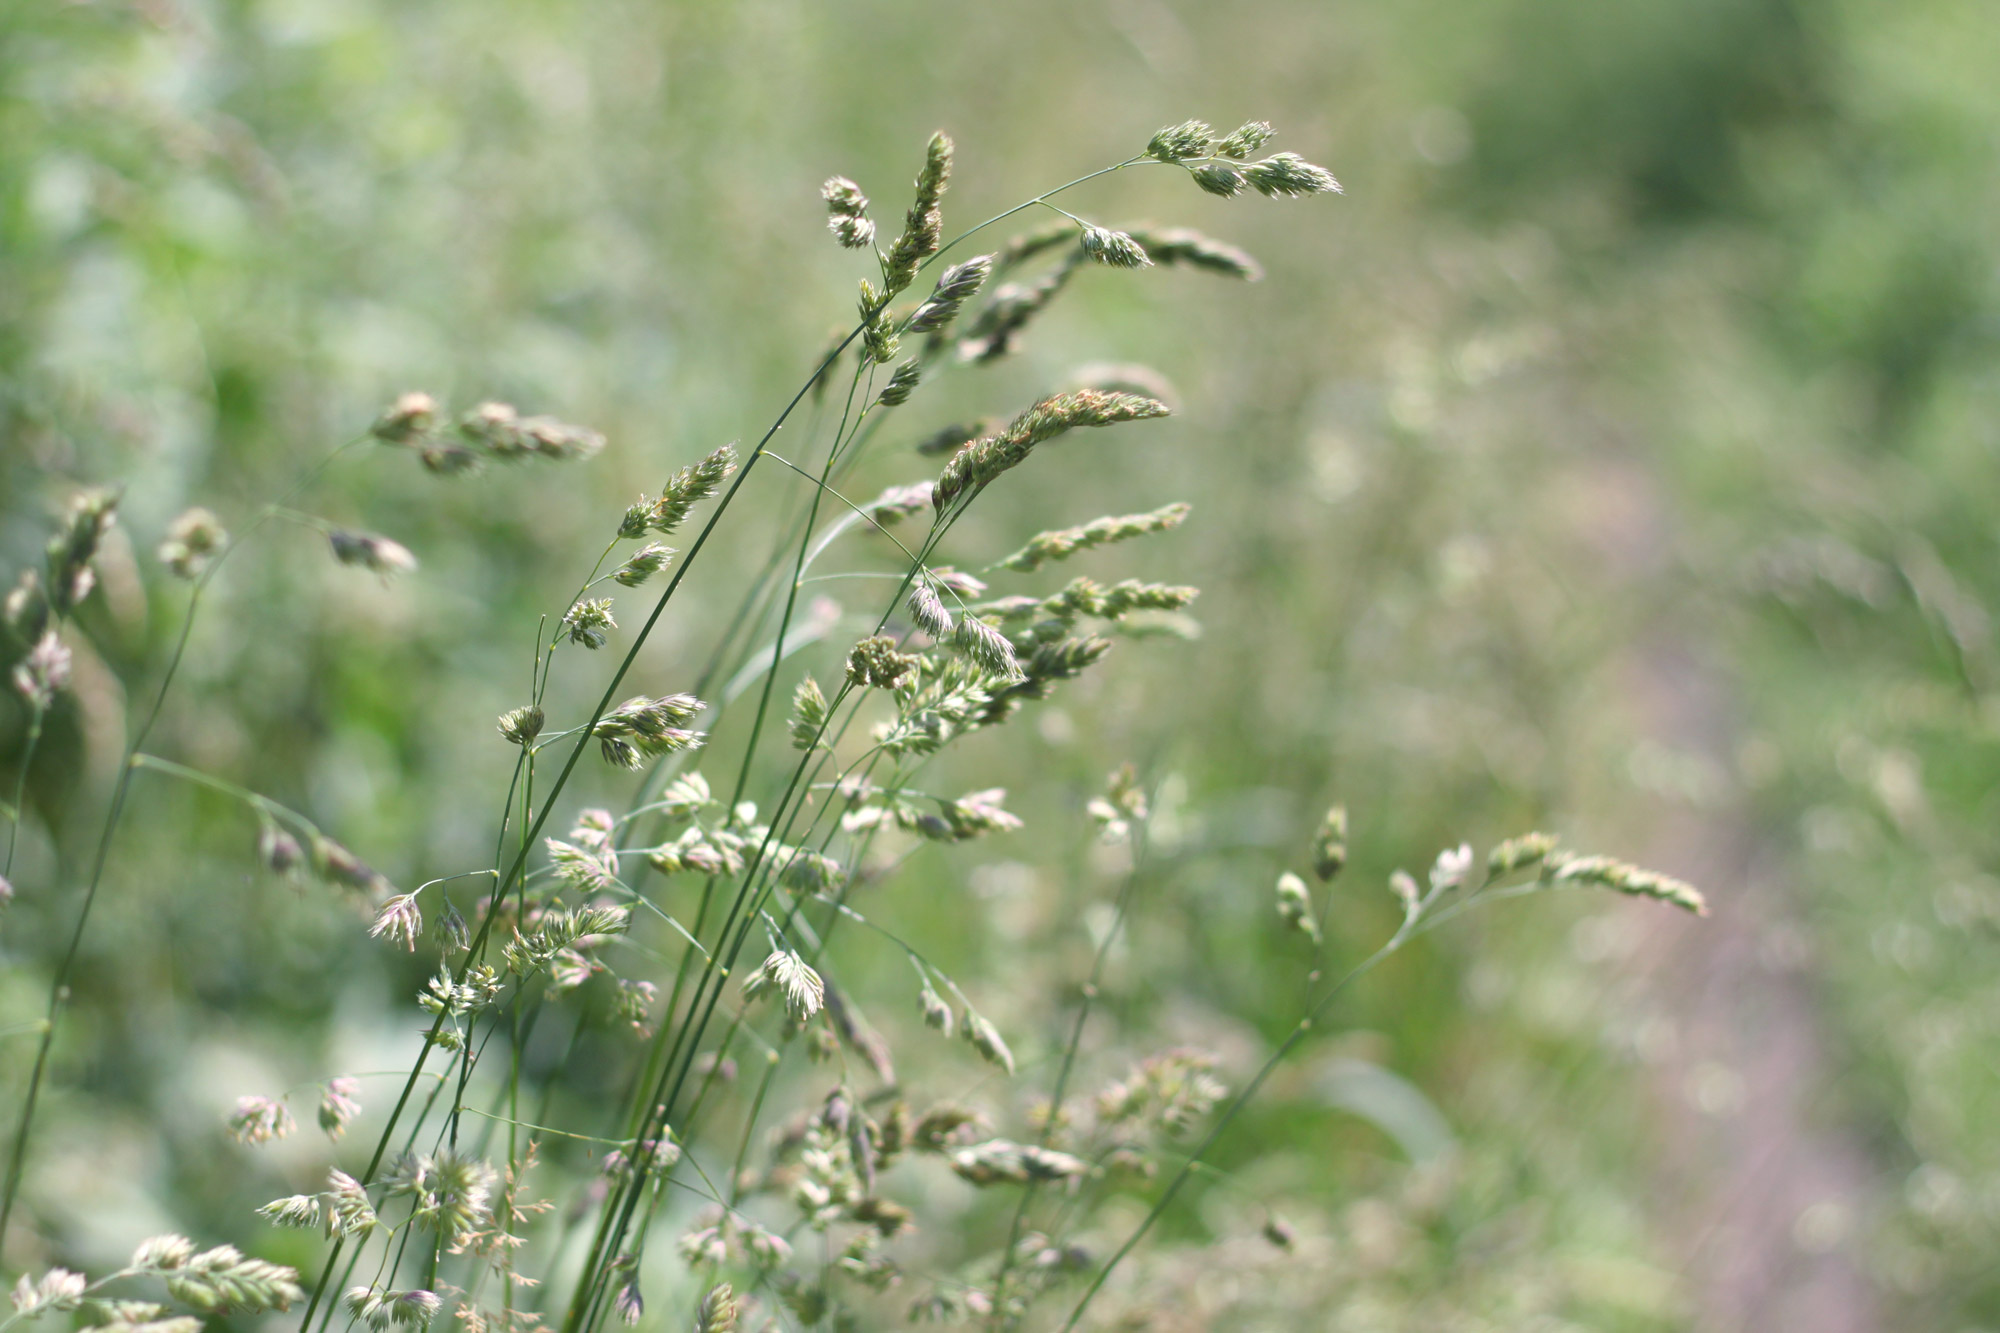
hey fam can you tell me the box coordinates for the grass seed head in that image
[158,507,227,579]
[1080,225,1153,268]
[329,530,418,579]
[497,704,545,746]
[1244,151,1342,197]
[1146,119,1216,163]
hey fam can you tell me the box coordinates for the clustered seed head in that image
[907,576,954,639]
[593,693,707,769]
[1080,225,1153,269]
[951,616,1022,681]
[11,632,71,710]
[1488,831,1558,874]
[371,395,607,474]
[876,358,922,408]
[963,1011,1015,1074]
[908,254,993,334]
[368,894,424,950]
[612,541,675,587]
[158,507,227,579]
[1146,119,1216,163]
[1218,120,1276,158]
[1312,805,1348,881]
[648,444,740,535]
[996,502,1191,573]
[344,1285,441,1330]
[790,675,828,750]
[45,487,119,616]
[1192,162,1247,197]
[456,401,605,464]
[1547,851,1708,916]
[743,949,824,1021]
[329,530,418,578]
[949,1140,1083,1185]
[1125,226,1264,280]
[1244,151,1342,198]
[153,1241,304,1313]
[1276,871,1322,944]
[882,131,953,296]
[228,1095,295,1145]
[822,176,875,250]
[562,597,617,648]
[5,569,48,642]
[846,635,918,688]
[696,1283,738,1333]
[497,703,544,746]
[932,390,1171,515]
[319,1077,362,1139]
[857,279,900,365]
[369,391,440,444]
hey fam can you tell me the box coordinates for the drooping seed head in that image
[1080,225,1153,269]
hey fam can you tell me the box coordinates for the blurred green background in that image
[4,0,1998,1329]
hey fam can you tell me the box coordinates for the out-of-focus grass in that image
[3,0,1998,1328]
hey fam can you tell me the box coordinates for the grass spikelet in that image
[1275,871,1321,944]
[650,444,739,534]
[907,576,954,639]
[369,895,424,951]
[908,255,993,333]
[1145,119,1216,163]
[932,390,1172,514]
[695,1283,737,1333]
[329,531,417,578]
[963,1011,1015,1075]
[822,176,874,249]
[876,358,922,407]
[1218,120,1276,157]
[846,635,917,688]
[1243,151,1342,197]
[745,949,824,1020]
[882,131,953,296]
[1311,805,1347,881]
[951,616,1022,681]
[562,598,617,648]
[1547,852,1708,916]
[995,502,1191,573]
[612,542,674,587]
[497,704,544,746]
[158,508,226,579]
[790,675,828,749]
[1191,163,1247,197]
[1488,831,1559,874]
[227,1095,294,1145]
[1080,225,1152,269]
